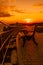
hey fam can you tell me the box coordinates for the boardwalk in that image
[0,24,43,65]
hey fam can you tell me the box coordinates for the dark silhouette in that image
[22,25,38,47]
[3,26,7,31]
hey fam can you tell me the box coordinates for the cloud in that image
[11,8,25,13]
[0,0,16,7]
[33,4,43,7]
[10,8,32,14]
[0,12,11,17]
[14,9,25,13]
[10,5,25,14]
[40,11,43,13]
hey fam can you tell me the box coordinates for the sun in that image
[25,18,32,23]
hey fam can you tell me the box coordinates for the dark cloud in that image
[33,4,43,7]
[11,8,25,14]
[12,9,32,14]
[9,6,25,13]
[0,12,11,17]
[40,11,43,13]
[13,9,25,13]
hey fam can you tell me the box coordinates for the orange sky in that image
[0,0,43,24]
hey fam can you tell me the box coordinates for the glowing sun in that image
[25,18,32,23]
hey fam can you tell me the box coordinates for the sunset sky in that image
[0,0,43,24]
